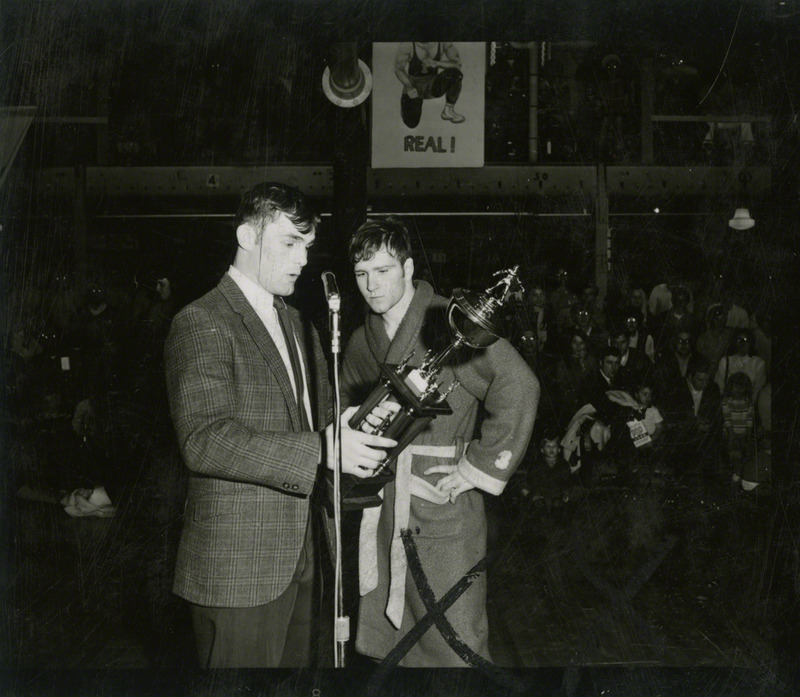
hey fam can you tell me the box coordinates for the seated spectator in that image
[648,280,672,318]
[27,319,76,419]
[71,282,124,398]
[633,380,664,445]
[722,288,750,330]
[524,433,578,507]
[580,345,622,412]
[714,329,766,403]
[577,383,646,482]
[143,276,179,347]
[518,328,557,426]
[655,329,698,406]
[597,378,666,481]
[9,320,43,362]
[628,287,650,326]
[554,331,598,424]
[518,329,540,373]
[7,320,45,418]
[663,356,722,452]
[609,326,652,393]
[623,307,655,363]
[525,285,552,353]
[652,285,700,354]
[648,279,694,318]
[503,285,527,348]
[581,283,607,330]
[560,406,611,485]
[569,304,606,357]
[548,268,579,335]
[696,303,734,374]
[722,372,756,489]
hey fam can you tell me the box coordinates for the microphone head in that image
[321,270,340,301]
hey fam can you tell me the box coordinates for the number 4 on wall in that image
[206,174,219,188]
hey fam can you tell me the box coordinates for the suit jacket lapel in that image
[218,275,304,431]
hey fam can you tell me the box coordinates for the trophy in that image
[338,266,523,510]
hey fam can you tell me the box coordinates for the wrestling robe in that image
[341,280,538,666]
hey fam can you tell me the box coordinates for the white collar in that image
[228,265,276,315]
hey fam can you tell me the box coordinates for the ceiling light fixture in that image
[728,207,755,230]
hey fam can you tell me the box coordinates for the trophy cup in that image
[338,266,523,510]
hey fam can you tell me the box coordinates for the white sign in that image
[371,42,485,168]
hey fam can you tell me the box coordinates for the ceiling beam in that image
[32,165,771,204]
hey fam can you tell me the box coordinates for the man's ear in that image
[403,256,414,279]
[236,223,258,250]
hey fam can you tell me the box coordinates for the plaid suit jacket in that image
[164,273,330,607]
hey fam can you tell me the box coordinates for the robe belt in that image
[359,443,462,629]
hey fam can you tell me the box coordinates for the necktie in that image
[274,297,311,430]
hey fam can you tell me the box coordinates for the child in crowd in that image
[526,433,578,507]
[626,380,666,479]
[721,372,756,489]
[633,382,663,444]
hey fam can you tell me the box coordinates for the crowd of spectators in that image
[5,270,180,505]
[509,269,772,507]
[5,262,772,514]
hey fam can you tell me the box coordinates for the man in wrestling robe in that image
[340,216,538,666]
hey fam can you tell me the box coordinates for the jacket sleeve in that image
[453,338,539,495]
[164,305,321,495]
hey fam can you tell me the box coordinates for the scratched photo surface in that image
[1,1,797,696]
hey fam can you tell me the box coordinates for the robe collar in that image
[364,280,435,365]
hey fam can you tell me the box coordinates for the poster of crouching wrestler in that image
[372,42,486,168]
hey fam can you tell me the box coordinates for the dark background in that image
[1,1,798,695]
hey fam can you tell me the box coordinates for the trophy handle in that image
[447,290,502,349]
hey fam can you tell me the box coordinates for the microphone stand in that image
[327,291,348,668]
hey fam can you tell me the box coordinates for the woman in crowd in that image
[554,330,598,425]
[714,329,767,403]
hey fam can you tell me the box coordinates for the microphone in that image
[321,271,341,354]
[321,271,340,309]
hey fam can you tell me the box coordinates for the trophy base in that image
[325,470,395,511]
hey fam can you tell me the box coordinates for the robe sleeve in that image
[340,326,382,410]
[453,338,539,495]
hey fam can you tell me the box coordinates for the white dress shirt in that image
[228,265,313,427]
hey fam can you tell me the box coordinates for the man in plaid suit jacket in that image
[164,182,395,668]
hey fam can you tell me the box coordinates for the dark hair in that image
[609,326,628,342]
[349,216,412,265]
[600,345,622,361]
[724,371,753,399]
[688,355,712,376]
[565,329,587,347]
[235,182,319,235]
[672,286,690,304]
